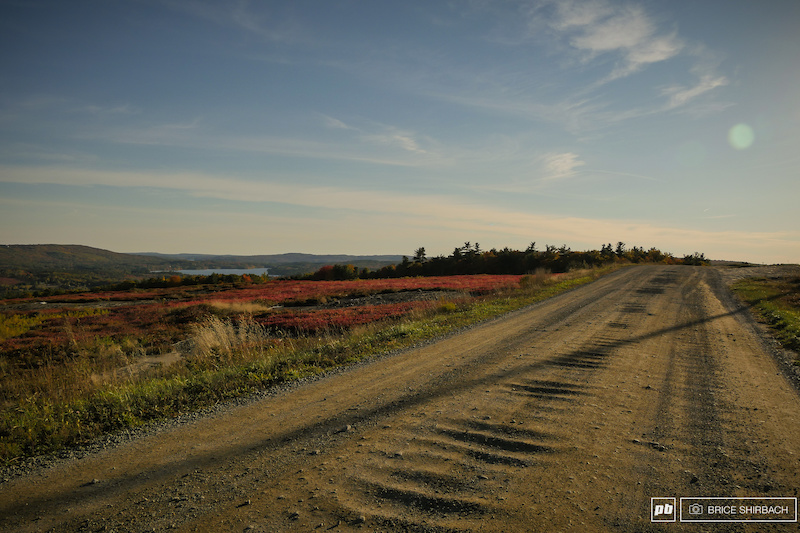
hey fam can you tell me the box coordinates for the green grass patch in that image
[0,307,109,343]
[0,267,613,465]
[0,313,46,343]
[731,276,800,357]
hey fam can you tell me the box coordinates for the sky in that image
[1,0,798,263]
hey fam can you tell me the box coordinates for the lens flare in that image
[728,123,755,150]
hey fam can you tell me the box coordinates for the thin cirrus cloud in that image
[320,115,438,158]
[661,73,729,110]
[418,1,726,136]
[82,116,438,169]
[321,115,354,131]
[362,131,429,155]
[546,0,684,81]
[2,164,795,261]
[160,0,310,44]
[540,152,586,181]
[515,0,728,120]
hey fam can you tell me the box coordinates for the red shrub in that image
[188,275,523,306]
[257,301,433,334]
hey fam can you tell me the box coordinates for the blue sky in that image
[1,0,798,263]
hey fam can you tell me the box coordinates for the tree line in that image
[300,242,707,281]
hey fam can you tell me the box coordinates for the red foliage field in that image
[257,301,436,333]
[1,275,524,354]
[189,274,524,305]
[19,275,522,305]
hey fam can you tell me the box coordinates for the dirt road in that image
[2,265,799,532]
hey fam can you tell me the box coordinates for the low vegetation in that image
[731,276,800,360]
[0,241,702,464]
[0,267,611,464]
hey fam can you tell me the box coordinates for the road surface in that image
[2,265,799,532]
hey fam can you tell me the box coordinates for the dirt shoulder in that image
[1,265,799,532]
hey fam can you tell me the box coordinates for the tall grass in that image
[189,315,271,361]
[0,267,613,464]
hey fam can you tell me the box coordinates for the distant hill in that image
[0,245,402,272]
[0,244,173,272]
[0,244,403,296]
[0,244,180,295]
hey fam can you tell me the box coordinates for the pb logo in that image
[651,497,677,522]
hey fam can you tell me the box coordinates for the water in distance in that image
[174,268,270,276]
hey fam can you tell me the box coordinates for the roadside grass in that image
[731,276,800,358]
[0,267,613,464]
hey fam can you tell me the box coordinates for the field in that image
[0,270,595,463]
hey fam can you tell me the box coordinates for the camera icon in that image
[689,503,703,515]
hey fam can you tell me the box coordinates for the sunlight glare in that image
[728,123,755,150]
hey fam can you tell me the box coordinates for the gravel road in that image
[2,265,799,532]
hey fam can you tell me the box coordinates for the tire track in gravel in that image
[2,265,800,532]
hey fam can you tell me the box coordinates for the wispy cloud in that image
[402,1,729,137]
[584,168,660,182]
[0,144,98,164]
[68,113,443,168]
[540,152,586,180]
[0,95,141,127]
[362,131,429,155]
[457,0,725,129]
[321,115,353,130]
[546,0,684,82]
[661,74,729,109]
[159,0,311,44]
[103,130,424,167]
[543,0,731,117]
[230,0,308,43]
[319,115,436,157]
[77,103,140,116]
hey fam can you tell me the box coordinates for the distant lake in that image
[174,268,271,276]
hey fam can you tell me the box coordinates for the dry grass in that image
[189,315,274,364]
[0,336,147,411]
[519,268,556,290]
[206,300,273,314]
